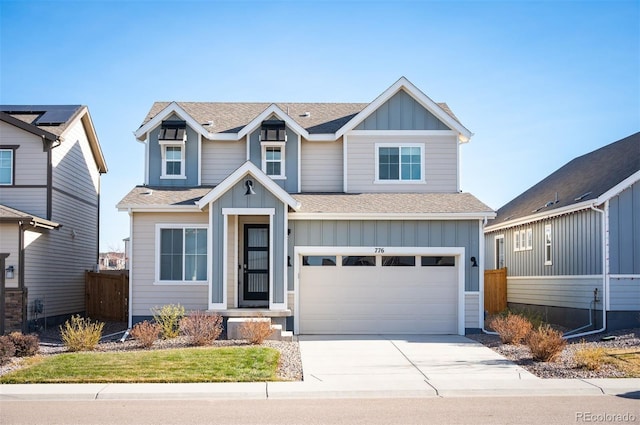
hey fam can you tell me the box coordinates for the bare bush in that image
[59,315,104,352]
[0,336,16,365]
[239,319,274,345]
[130,321,161,349]
[526,325,566,362]
[488,313,533,345]
[180,311,223,346]
[8,332,39,357]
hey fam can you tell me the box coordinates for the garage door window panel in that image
[303,256,336,266]
[382,256,416,267]
[421,256,455,266]
[342,256,375,266]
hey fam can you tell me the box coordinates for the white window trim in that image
[374,143,425,184]
[154,223,209,285]
[261,141,286,180]
[513,231,521,252]
[494,234,504,269]
[526,228,533,250]
[0,148,14,185]
[514,228,533,252]
[160,142,186,179]
[544,224,552,265]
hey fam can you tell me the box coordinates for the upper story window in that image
[261,143,285,179]
[260,120,286,142]
[375,143,424,183]
[544,224,552,265]
[0,148,14,185]
[159,121,187,179]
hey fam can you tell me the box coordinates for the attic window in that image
[260,120,286,142]
[159,120,187,141]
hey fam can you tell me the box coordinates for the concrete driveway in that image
[286,334,539,397]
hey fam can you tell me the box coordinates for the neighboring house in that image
[99,251,127,270]
[117,77,495,335]
[484,132,640,332]
[0,106,107,333]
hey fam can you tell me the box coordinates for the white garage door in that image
[298,253,459,334]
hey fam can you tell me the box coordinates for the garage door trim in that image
[293,246,466,335]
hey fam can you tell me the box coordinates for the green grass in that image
[0,346,280,384]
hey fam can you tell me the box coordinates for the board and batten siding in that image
[0,223,20,289]
[608,182,640,274]
[507,276,602,310]
[288,219,480,291]
[354,90,450,131]
[131,212,209,317]
[249,126,299,193]
[210,178,287,305]
[201,139,245,185]
[485,209,603,276]
[345,134,458,193]
[300,138,343,192]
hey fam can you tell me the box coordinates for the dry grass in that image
[604,348,640,377]
[574,343,607,371]
[488,314,533,345]
[526,325,566,362]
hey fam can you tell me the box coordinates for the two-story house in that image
[0,105,107,333]
[118,77,495,335]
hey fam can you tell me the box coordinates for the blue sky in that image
[1,0,638,252]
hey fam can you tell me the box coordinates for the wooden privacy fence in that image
[85,271,128,322]
[484,268,507,315]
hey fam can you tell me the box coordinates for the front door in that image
[242,224,269,304]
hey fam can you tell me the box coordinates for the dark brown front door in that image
[243,224,269,302]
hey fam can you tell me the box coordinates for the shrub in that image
[152,304,185,339]
[130,321,161,348]
[488,313,533,345]
[8,332,39,357]
[0,336,16,365]
[574,343,606,371]
[180,311,223,346]
[239,319,274,345]
[526,325,566,362]
[508,307,545,329]
[59,315,104,352]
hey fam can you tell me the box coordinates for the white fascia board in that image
[305,134,338,141]
[347,130,458,137]
[335,77,473,141]
[134,102,212,141]
[484,200,594,233]
[208,133,238,141]
[596,170,640,204]
[288,212,496,221]
[196,161,301,210]
[116,206,201,213]
[237,104,309,140]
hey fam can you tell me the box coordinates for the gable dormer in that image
[148,115,198,186]
[249,116,299,193]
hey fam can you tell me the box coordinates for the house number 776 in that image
[374,248,385,253]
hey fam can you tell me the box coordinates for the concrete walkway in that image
[1,335,639,400]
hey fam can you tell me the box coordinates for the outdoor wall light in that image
[470,257,478,267]
[5,265,15,279]
[244,179,256,196]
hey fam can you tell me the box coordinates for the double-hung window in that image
[376,143,424,182]
[157,225,208,283]
[544,224,552,265]
[260,120,286,179]
[0,148,14,185]
[159,120,187,179]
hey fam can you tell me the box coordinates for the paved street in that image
[2,396,639,425]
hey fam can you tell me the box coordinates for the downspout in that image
[127,208,133,330]
[480,216,498,335]
[563,204,607,339]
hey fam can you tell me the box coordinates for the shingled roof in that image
[0,105,84,137]
[490,132,640,227]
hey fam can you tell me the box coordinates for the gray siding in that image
[346,134,458,193]
[249,126,299,193]
[354,90,450,131]
[288,219,480,291]
[148,115,199,186]
[211,177,286,304]
[507,276,603,310]
[130,212,209,317]
[300,138,343,192]
[609,277,640,311]
[485,209,603,276]
[608,182,640,274]
[201,139,245,185]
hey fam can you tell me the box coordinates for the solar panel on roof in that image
[0,105,81,125]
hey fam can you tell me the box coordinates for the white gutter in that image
[563,204,607,339]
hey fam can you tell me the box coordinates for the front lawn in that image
[0,346,280,384]
[606,348,640,377]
